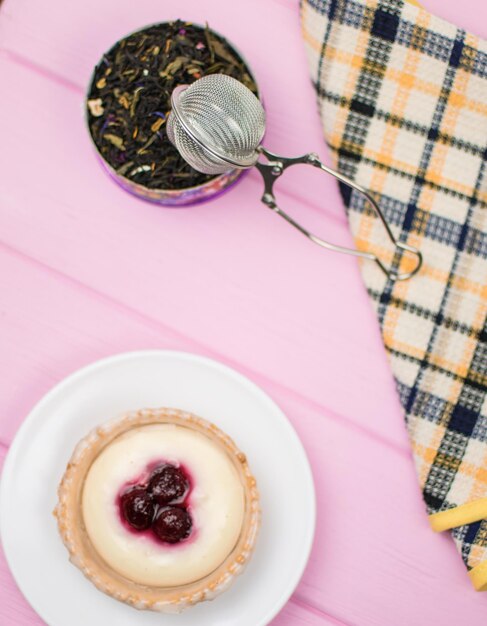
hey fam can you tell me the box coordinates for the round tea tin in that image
[85,22,261,206]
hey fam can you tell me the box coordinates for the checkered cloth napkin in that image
[301,0,487,589]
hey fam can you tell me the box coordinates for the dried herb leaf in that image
[136,133,159,154]
[210,37,240,66]
[87,98,104,117]
[118,93,131,109]
[204,23,215,63]
[187,67,202,78]
[159,56,189,78]
[130,87,143,117]
[116,160,135,176]
[150,117,165,132]
[104,133,125,149]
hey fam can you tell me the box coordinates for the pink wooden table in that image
[1,0,486,624]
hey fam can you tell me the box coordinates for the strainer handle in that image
[255,148,422,281]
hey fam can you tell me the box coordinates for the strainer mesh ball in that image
[167,74,265,175]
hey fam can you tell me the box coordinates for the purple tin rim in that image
[85,21,262,207]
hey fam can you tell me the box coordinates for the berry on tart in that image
[152,506,193,543]
[120,485,155,530]
[148,464,189,504]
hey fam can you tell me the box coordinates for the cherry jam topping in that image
[120,486,155,530]
[152,506,192,543]
[118,463,193,544]
[148,465,188,504]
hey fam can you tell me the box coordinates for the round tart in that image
[54,408,260,613]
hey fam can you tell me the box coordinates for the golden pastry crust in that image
[54,408,260,613]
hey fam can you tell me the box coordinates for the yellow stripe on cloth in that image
[429,499,487,532]
[470,561,487,592]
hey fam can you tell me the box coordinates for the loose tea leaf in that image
[87,20,259,190]
[160,56,189,78]
[151,117,165,133]
[87,98,104,117]
[104,134,125,150]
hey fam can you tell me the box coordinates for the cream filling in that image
[82,423,245,587]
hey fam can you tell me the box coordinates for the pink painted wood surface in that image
[0,1,486,625]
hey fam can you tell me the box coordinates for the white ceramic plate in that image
[0,351,315,626]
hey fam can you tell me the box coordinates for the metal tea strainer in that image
[167,74,422,280]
